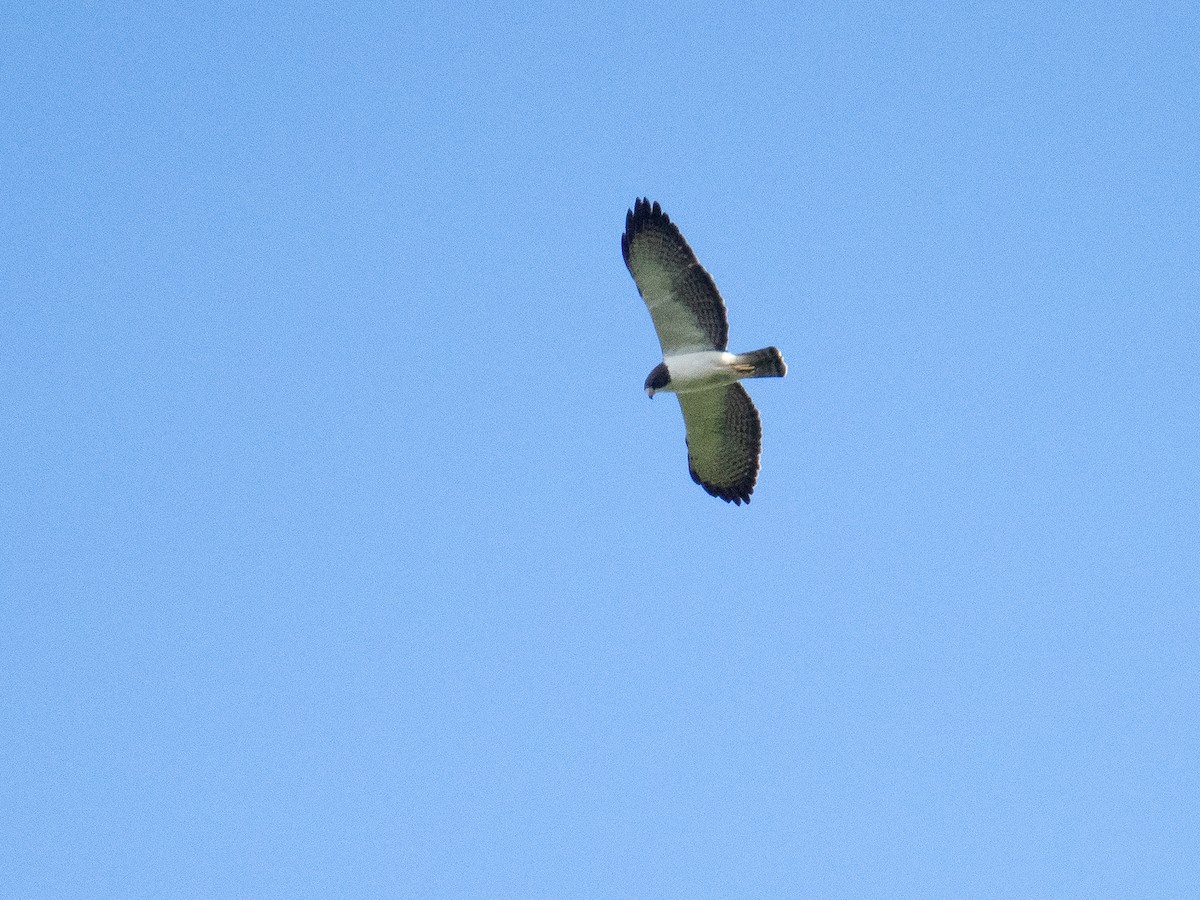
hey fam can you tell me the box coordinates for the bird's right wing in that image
[676,383,761,504]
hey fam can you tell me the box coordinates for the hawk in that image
[622,198,786,504]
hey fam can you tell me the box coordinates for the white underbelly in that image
[663,351,739,393]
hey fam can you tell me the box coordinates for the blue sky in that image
[3,1,1198,896]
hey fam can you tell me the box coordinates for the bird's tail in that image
[735,347,787,378]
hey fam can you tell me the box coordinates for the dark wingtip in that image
[689,461,754,505]
[716,486,752,505]
[624,198,666,266]
[626,197,669,234]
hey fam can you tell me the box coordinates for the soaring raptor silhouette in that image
[622,198,786,504]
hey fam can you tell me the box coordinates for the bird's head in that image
[644,362,670,398]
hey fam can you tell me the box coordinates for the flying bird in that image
[622,198,786,504]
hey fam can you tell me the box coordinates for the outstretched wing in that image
[676,384,762,504]
[622,199,728,354]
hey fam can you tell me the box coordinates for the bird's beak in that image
[645,388,655,399]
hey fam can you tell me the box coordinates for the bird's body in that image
[649,351,741,394]
[646,349,787,396]
[621,198,786,504]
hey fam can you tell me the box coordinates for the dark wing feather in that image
[676,384,762,504]
[622,199,728,354]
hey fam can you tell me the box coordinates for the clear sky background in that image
[3,2,1198,897]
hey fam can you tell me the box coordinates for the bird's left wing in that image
[676,383,762,504]
[622,199,729,354]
